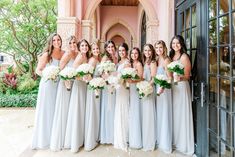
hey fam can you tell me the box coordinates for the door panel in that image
[175,0,207,156]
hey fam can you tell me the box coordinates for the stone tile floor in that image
[0,108,194,157]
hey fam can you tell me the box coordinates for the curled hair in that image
[66,35,77,51]
[118,43,129,62]
[129,47,143,67]
[169,35,187,60]
[143,43,156,64]
[90,41,100,58]
[43,33,62,62]
[154,40,168,59]
[77,39,91,58]
[103,40,116,62]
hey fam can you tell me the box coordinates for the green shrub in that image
[17,73,39,94]
[0,94,37,107]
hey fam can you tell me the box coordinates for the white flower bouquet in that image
[97,61,116,75]
[167,61,184,84]
[154,74,171,96]
[88,77,107,98]
[120,67,139,89]
[42,65,60,82]
[76,63,94,82]
[106,75,121,94]
[59,67,77,90]
[136,81,154,99]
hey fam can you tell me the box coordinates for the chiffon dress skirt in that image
[156,66,172,153]
[84,89,101,151]
[50,60,74,151]
[129,84,142,149]
[32,59,59,149]
[114,61,130,151]
[99,87,116,144]
[172,81,194,155]
[84,66,101,151]
[64,80,87,152]
[140,64,156,151]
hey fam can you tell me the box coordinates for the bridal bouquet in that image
[167,61,184,84]
[106,75,121,94]
[42,65,60,82]
[88,77,107,98]
[59,67,77,90]
[136,81,153,99]
[154,74,171,96]
[76,63,94,82]
[97,61,116,75]
[120,67,139,89]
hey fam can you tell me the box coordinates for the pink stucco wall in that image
[100,6,138,39]
[69,0,174,46]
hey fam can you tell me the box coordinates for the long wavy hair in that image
[154,40,169,60]
[90,41,101,60]
[77,39,91,58]
[103,40,116,62]
[169,35,187,60]
[43,33,62,62]
[129,47,143,67]
[66,35,78,52]
[142,43,156,64]
[118,42,129,62]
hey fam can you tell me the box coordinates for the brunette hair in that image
[169,35,187,60]
[43,33,62,62]
[143,43,156,64]
[129,47,143,67]
[77,39,91,58]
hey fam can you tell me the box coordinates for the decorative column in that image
[57,17,80,49]
[81,20,93,43]
[146,20,159,45]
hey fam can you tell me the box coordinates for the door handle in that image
[200,82,206,107]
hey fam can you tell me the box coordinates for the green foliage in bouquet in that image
[168,65,184,75]
[154,78,171,89]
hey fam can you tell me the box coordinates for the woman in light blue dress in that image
[84,42,101,151]
[50,36,78,151]
[170,35,194,155]
[114,43,130,151]
[155,40,172,154]
[142,44,157,151]
[32,33,64,149]
[128,47,143,149]
[64,39,90,153]
[100,40,118,144]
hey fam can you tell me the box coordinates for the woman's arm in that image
[35,53,48,76]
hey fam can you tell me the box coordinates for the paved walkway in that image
[0,108,193,157]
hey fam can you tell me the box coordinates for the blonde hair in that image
[154,40,168,59]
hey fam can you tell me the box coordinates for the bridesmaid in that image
[32,33,64,149]
[114,43,130,151]
[170,35,194,155]
[84,42,101,151]
[100,40,118,144]
[50,36,78,151]
[128,47,143,149]
[155,40,173,153]
[64,39,90,153]
[142,44,157,151]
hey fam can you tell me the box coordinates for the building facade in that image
[57,0,235,156]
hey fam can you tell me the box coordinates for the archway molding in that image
[84,0,158,21]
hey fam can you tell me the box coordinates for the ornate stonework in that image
[57,17,80,49]
[146,20,159,44]
[81,20,93,42]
